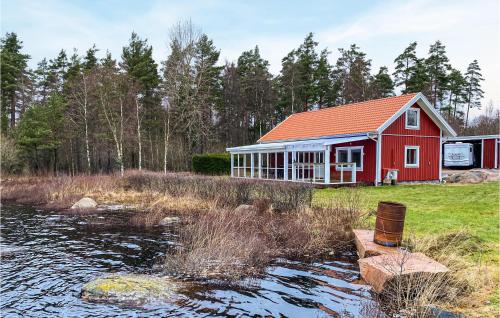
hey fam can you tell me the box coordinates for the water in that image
[1,204,377,317]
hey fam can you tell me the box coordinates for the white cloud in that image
[313,0,499,117]
[2,0,498,118]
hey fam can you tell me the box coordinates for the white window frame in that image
[404,146,420,168]
[335,146,364,171]
[405,108,420,130]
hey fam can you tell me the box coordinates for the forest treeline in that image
[1,21,497,175]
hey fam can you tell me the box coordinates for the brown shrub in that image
[164,209,272,280]
[124,171,313,211]
[162,189,364,281]
[1,174,120,209]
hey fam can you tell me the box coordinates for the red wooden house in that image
[227,93,457,185]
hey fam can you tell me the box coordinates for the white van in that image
[443,143,474,167]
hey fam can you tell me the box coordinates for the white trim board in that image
[405,108,420,130]
[335,146,364,171]
[404,145,420,168]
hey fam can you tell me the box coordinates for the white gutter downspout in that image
[481,139,484,168]
[375,133,382,186]
[439,130,443,182]
[495,139,499,169]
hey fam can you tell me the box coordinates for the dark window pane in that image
[407,110,418,126]
[337,150,348,163]
[406,148,417,164]
[351,149,362,168]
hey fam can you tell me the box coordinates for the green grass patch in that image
[315,182,499,263]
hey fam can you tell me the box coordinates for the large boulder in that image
[233,204,258,214]
[71,197,98,209]
[443,169,500,184]
[358,252,449,293]
[81,274,180,306]
[353,229,402,258]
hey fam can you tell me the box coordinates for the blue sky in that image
[1,0,499,116]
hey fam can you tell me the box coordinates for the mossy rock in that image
[81,274,179,305]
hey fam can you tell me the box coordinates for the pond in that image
[0,204,378,317]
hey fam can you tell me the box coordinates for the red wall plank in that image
[483,138,498,169]
[330,139,376,183]
[381,103,441,182]
[381,135,440,181]
[383,103,440,137]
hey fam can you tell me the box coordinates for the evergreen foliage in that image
[192,153,231,175]
[0,29,489,175]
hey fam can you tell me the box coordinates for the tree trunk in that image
[135,98,142,171]
[82,74,92,173]
[163,111,171,175]
[10,93,16,129]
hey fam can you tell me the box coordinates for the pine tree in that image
[463,60,484,128]
[406,58,430,94]
[426,40,450,108]
[370,66,394,98]
[48,49,68,93]
[193,34,222,152]
[277,50,300,116]
[444,69,466,118]
[332,44,371,104]
[237,46,275,140]
[65,49,82,82]
[83,44,99,71]
[121,32,160,94]
[15,93,66,172]
[121,32,160,169]
[34,58,51,102]
[393,42,418,93]
[315,48,335,108]
[0,32,30,132]
[295,33,319,111]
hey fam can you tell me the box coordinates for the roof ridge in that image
[292,93,418,116]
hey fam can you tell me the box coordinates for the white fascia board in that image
[226,143,286,153]
[323,135,370,145]
[376,93,457,137]
[444,134,500,142]
[258,132,371,144]
[227,134,372,153]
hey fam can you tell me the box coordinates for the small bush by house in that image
[192,153,230,175]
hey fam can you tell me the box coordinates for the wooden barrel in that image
[374,201,406,247]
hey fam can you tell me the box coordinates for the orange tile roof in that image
[259,93,418,142]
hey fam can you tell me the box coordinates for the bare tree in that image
[97,66,136,176]
[135,95,143,170]
[67,71,93,173]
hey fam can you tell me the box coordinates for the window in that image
[405,108,420,129]
[336,146,363,171]
[405,146,420,168]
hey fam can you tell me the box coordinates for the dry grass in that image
[162,190,363,282]
[365,231,495,318]
[1,174,121,209]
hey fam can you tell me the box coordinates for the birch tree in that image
[96,57,136,176]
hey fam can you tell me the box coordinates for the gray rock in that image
[159,216,180,226]
[444,169,500,184]
[233,204,258,214]
[71,197,97,209]
[81,274,180,306]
